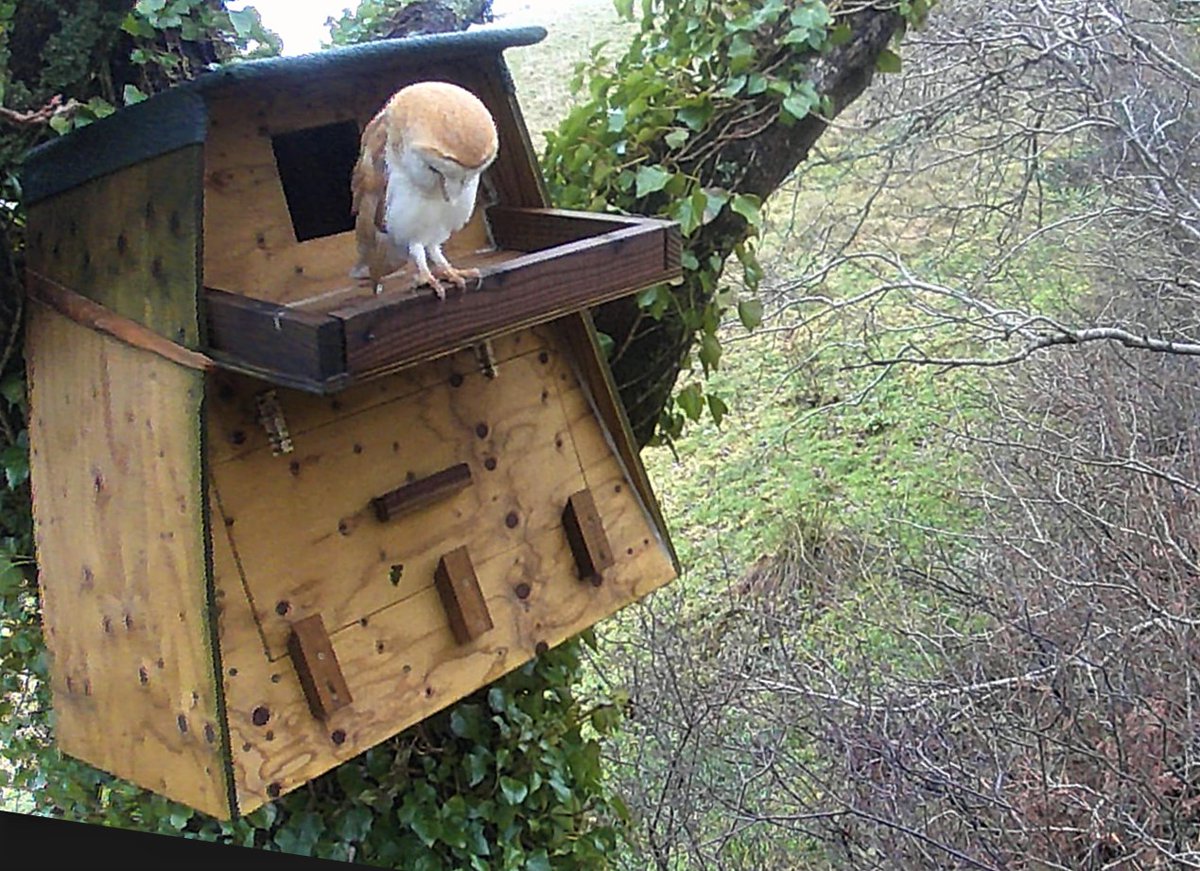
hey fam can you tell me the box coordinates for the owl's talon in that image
[432,265,481,291]
[416,269,447,299]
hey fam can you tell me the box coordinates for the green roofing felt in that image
[21,25,547,206]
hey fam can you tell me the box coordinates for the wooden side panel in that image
[216,326,676,814]
[25,304,230,817]
[24,146,202,346]
[471,59,549,209]
[554,312,680,573]
[202,62,502,306]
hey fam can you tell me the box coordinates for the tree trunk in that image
[596,5,906,446]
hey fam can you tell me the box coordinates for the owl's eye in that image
[427,165,445,182]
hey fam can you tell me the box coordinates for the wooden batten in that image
[562,489,615,585]
[434,547,494,644]
[288,615,353,720]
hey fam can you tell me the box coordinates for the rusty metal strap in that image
[26,271,215,372]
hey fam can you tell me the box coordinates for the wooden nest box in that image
[21,26,680,819]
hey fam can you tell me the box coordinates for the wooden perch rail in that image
[203,207,682,391]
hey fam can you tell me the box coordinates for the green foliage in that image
[324,0,491,46]
[542,0,842,445]
[8,639,625,870]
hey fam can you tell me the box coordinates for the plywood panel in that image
[206,327,548,464]
[215,325,675,813]
[203,62,500,305]
[25,304,230,817]
[24,146,202,345]
[209,339,587,658]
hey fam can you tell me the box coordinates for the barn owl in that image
[350,81,499,298]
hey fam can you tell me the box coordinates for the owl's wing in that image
[351,112,390,234]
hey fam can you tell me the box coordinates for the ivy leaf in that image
[465,749,490,787]
[408,812,441,848]
[121,12,157,38]
[677,384,704,421]
[123,84,148,106]
[782,90,815,121]
[670,195,702,237]
[747,73,767,95]
[701,187,729,224]
[876,49,903,73]
[526,851,552,871]
[499,776,529,805]
[1,375,24,408]
[635,164,673,197]
[337,806,373,843]
[730,194,762,228]
[273,811,324,855]
[228,9,259,39]
[606,108,626,132]
[738,298,765,331]
[86,97,116,119]
[637,285,669,318]
[676,103,711,131]
[1,443,28,488]
[698,331,722,373]
[708,394,729,427]
[595,330,615,359]
[828,22,853,46]
[664,128,689,149]
[716,75,746,98]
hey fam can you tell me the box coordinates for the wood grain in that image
[217,326,675,813]
[337,222,679,377]
[204,287,345,387]
[205,327,547,465]
[488,207,659,251]
[25,304,230,817]
[201,209,681,390]
[208,342,587,659]
[24,145,203,346]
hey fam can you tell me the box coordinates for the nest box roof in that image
[21,25,547,206]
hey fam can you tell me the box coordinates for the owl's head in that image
[384,81,499,202]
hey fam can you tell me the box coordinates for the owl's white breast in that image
[382,164,481,250]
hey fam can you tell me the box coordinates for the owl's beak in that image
[438,176,450,203]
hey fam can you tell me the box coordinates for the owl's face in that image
[392,142,486,204]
